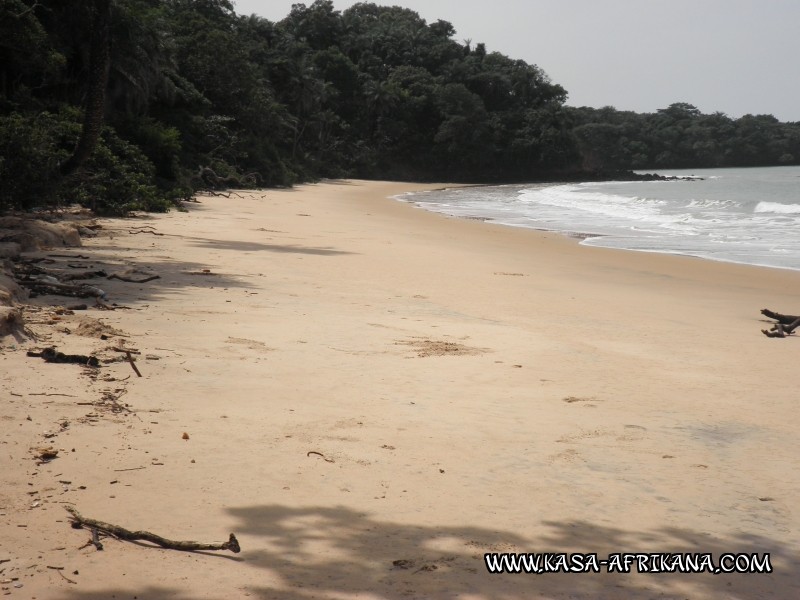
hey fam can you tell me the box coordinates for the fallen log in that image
[760,308,800,338]
[65,506,241,553]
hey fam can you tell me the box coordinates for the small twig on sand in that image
[307,451,335,463]
[65,506,241,553]
[113,466,146,472]
[125,351,142,377]
[57,569,77,584]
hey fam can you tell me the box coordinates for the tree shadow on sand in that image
[23,234,355,309]
[186,237,356,255]
[52,505,799,600]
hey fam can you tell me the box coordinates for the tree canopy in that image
[1,0,798,214]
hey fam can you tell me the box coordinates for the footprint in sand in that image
[548,448,586,464]
[556,428,611,443]
[557,425,647,444]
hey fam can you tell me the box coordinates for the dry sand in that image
[2,180,800,599]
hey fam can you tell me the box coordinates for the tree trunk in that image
[59,0,112,177]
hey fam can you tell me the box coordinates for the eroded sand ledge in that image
[2,180,799,599]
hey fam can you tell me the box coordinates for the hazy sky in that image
[232,0,800,122]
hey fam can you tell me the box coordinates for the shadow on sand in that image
[52,504,796,599]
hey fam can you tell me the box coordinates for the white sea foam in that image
[754,201,800,214]
[401,166,800,271]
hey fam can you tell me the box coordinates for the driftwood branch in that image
[761,309,800,324]
[761,308,800,338]
[65,506,241,553]
[125,351,142,377]
[27,347,100,367]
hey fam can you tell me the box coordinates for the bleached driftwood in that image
[65,506,241,553]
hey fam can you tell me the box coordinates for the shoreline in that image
[2,180,799,599]
[396,171,800,273]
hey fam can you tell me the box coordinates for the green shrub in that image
[0,106,176,215]
[0,111,71,210]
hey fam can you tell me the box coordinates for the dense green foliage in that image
[570,103,800,171]
[1,0,799,214]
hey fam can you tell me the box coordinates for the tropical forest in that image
[2,0,800,214]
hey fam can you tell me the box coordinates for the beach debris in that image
[25,280,106,299]
[32,446,59,462]
[307,451,335,463]
[27,347,99,367]
[13,262,107,298]
[395,337,488,357]
[182,432,189,440]
[761,308,800,338]
[128,229,164,236]
[123,351,142,377]
[65,506,241,553]
[54,569,77,584]
[14,261,106,282]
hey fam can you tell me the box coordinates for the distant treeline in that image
[1,0,798,214]
[571,103,800,172]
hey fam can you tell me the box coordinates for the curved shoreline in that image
[396,176,800,273]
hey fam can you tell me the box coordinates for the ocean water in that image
[399,166,800,271]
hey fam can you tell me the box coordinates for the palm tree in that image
[60,0,111,176]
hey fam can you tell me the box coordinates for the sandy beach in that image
[2,179,800,599]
